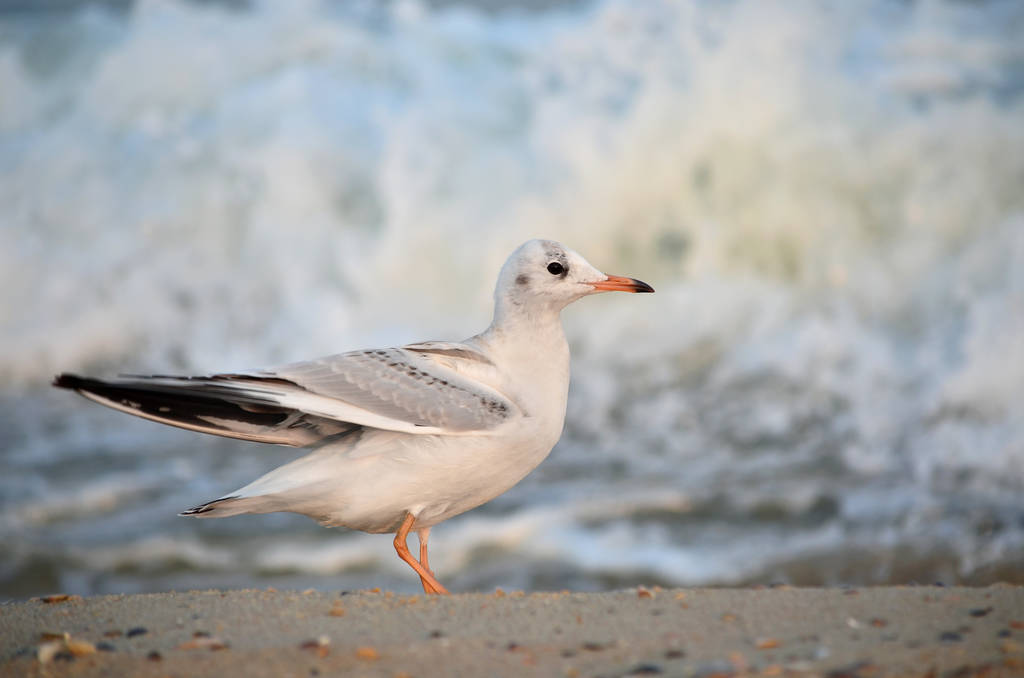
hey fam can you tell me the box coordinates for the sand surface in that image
[3,586,1023,677]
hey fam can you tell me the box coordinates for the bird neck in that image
[474,304,570,431]
[484,295,568,354]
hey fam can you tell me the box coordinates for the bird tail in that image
[179,428,368,526]
[178,495,266,518]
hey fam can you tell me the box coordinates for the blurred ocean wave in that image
[2,0,1022,598]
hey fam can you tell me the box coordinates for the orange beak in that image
[587,274,655,294]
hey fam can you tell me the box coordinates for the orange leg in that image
[417,525,448,595]
[418,527,431,589]
[393,513,449,595]
[418,526,446,593]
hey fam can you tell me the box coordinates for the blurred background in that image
[2,0,1022,599]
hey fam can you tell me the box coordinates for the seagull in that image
[53,239,653,594]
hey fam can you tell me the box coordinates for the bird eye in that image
[547,262,565,275]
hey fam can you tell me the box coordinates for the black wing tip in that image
[53,373,87,390]
[54,373,195,389]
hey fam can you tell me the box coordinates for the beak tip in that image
[589,275,655,294]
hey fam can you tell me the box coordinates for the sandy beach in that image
[2,586,1022,677]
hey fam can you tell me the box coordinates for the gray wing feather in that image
[262,347,515,432]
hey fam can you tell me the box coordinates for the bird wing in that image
[54,344,518,447]
[261,346,516,433]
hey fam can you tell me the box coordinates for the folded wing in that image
[53,345,518,446]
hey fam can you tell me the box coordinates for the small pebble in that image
[825,661,875,678]
[147,650,162,661]
[177,636,228,651]
[939,631,963,643]
[37,641,63,664]
[103,630,122,638]
[756,638,780,650]
[355,646,379,660]
[65,638,96,656]
[429,630,444,638]
[582,642,606,651]
[628,664,662,675]
[300,636,330,658]
[126,627,148,638]
[96,642,115,652]
[1002,640,1023,654]
[664,649,686,659]
[970,607,993,617]
[40,594,78,604]
[998,629,1012,638]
